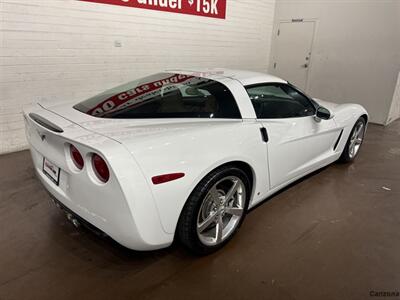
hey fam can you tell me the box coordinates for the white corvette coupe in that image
[24,69,368,254]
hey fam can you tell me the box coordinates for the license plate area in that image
[43,157,60,185]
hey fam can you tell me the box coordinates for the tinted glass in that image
[246,83,315,119]
[74,73,241,119]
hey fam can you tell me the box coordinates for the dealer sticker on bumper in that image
[43,157,60,185]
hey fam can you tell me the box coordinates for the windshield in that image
[73,73,241,119]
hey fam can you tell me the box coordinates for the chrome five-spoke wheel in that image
[339,117,366,163]
[197,176,245,246]
[177,165,250,255]
[348,121,365,159]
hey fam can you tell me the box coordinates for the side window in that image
[246,83,316,119]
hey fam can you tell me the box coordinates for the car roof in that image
[165,68,287,86]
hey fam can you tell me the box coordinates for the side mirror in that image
[315,106,331,120]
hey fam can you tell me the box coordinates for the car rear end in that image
[23,103,171,250]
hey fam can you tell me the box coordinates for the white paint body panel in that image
[261,115,337,189]
[24,69,368,250]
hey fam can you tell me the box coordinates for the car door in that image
[246,83,340,189]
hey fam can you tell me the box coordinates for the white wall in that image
[271,0,400,125]
[387,72,400,124]
[0,0,276,154]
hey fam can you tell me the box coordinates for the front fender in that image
[332,103,369,153]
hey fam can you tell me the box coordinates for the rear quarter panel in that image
[119,120,270,234]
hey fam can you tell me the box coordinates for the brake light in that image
[152,173,185,185]
[92,154,110,183]
[70,144,84,170]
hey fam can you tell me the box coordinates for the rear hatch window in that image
[74,73,241,119]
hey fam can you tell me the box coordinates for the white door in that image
[264,116,338,189]
[272,21,315,90]
[246,83,339,189]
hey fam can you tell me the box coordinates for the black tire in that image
[177,165,251,255]
[338,117,366,163]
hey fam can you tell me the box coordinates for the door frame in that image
[269,18,319,93]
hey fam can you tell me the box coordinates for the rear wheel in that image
[339,117,366,163]
[177,166,250,255]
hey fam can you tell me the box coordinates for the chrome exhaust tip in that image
[50,197,106,236]
[65,213,80,228]
[71,218,80,228]
[66,213,73,221]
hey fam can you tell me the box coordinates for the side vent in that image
[333,129,344,151]
[29,113,64,133]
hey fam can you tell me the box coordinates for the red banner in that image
[80,0,226,19]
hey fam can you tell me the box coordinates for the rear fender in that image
[127,120,270,234]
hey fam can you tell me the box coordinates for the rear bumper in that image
[24,104,173,251]
[30,145,172,251]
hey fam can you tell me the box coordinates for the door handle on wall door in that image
[302,64,309,68]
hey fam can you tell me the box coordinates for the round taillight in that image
[92,154,109,183]
[70,144,84,170]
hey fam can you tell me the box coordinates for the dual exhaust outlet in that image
[66,212,81,228]
[51,198,80,228]
[50,196,108,238]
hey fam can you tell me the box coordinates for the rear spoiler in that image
[29,113,64,133]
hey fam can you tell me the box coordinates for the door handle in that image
[302,64,309,68]
[260,127,269,143]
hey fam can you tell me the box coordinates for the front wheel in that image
[339,117,366,163]
[177,166,250,255]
